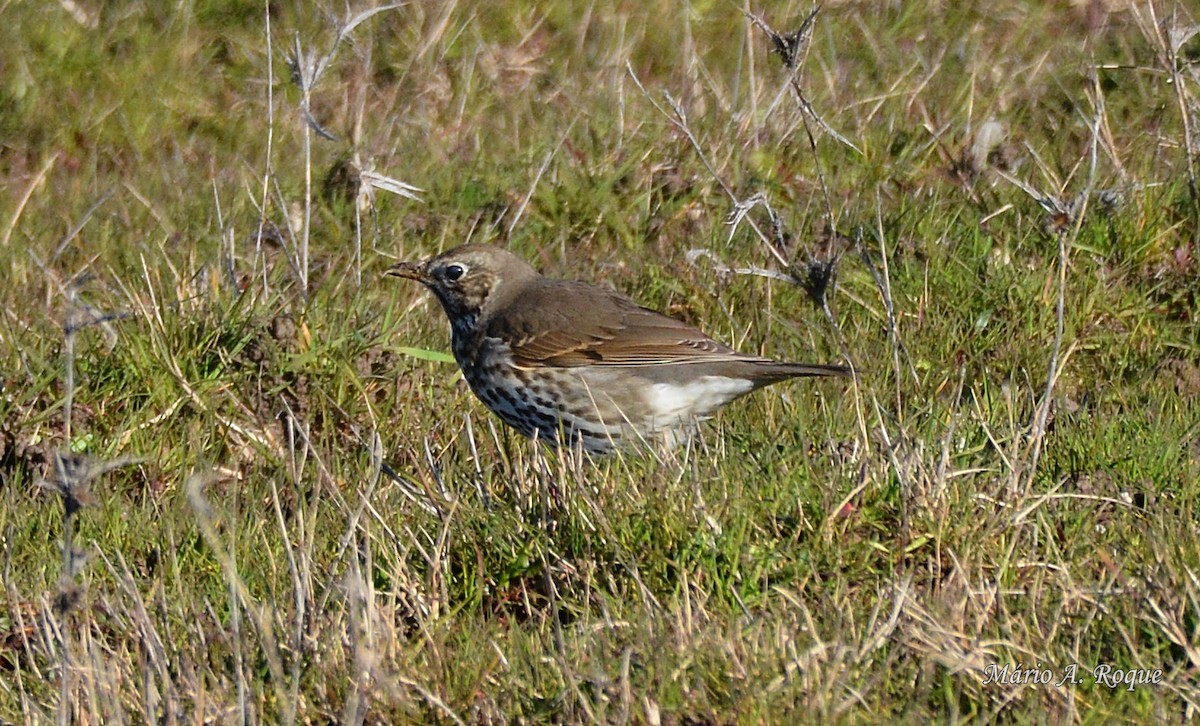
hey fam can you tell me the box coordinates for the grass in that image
[2,0,1199,722]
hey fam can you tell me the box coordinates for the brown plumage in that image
[388,244,849,453]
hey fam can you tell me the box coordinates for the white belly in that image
[643,377,755,421]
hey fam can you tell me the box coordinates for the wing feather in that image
[486,279,755,369]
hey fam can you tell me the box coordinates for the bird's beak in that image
[386,260,431,284]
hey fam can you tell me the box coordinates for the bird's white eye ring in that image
[444,263,467,281]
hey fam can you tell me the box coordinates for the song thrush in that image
[388,245,849,454]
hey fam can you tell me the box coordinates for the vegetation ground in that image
[2,1,1199,722]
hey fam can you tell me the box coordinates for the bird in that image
[387,244,850,454]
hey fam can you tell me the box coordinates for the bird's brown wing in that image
[490,279,751,369]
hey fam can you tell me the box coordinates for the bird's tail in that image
[757,361,853,381]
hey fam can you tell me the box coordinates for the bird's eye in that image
[443,263,466,282]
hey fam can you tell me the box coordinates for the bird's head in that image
[387,244,538,324]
